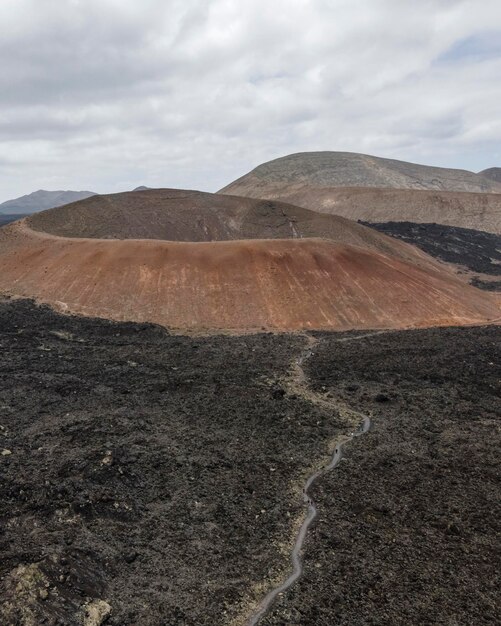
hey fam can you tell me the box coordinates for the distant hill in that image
[480,168,501,183]
[0,189,96,214]
[221,152,501,194]
[220,152,501,233]
[0,214,27,227]
[225,186,501,235]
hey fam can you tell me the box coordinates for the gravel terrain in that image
[0,298,346,625]
[1,298,499,625]
[263,326,500,625]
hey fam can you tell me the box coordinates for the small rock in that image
[124,550,138,564]
[271,386,285,399]
[447,522,462,536]
[101,451,113,466]
[1,449,12,456]
[83,599,112,626]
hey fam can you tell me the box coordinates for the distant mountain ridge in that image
[480,168,501,183]
[220,152,501,233]
[221,151,501,194]
[0,189,96,214]
[0,214,27,227]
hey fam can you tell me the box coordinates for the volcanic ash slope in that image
[0,189,498,332]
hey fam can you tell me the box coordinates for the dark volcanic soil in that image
[0,298,345,626]
[364,221,501,290]
[263,326,500,626]
[1,298,500,625]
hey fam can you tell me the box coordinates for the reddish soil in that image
[0,218,499,332]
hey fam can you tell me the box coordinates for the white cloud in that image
[0,0,500,201]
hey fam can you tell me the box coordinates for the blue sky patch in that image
[437,32,501,64]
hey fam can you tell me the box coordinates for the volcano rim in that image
[2,217,499,336]
[11,219,489,287]
[8,218,501,301]
[13,218,423,258]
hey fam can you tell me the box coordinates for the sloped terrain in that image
[363,222,501,291]
[220,183,501,235]
[1,298,499,626]
[1,188,500,332]
[221,152,501,194]
[480,167,501,183]
[0,218,499,332]
[26,189,434,266]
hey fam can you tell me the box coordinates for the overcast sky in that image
[0,0,500,202]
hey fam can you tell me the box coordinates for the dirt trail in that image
[244,333,378,625]
[286,332,386,419]
[261,324,500,626]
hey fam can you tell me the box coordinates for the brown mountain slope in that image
[221,152,501,194]
[0,218,498,332]
[220,152,501,233]
[27,187,408,241]
[219,185,501,234]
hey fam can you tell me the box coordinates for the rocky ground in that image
[0,298,499,625]
[0,298,346,626]
[263,326,500,625]
[364,221,501,291]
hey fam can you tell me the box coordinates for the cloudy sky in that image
[0,0,500,202]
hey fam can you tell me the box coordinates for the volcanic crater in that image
[0,188,498,332]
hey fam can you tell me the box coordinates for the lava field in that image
[1,297,499,625]
[364,221,501,291]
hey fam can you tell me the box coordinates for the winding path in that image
[244,332,380,625]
